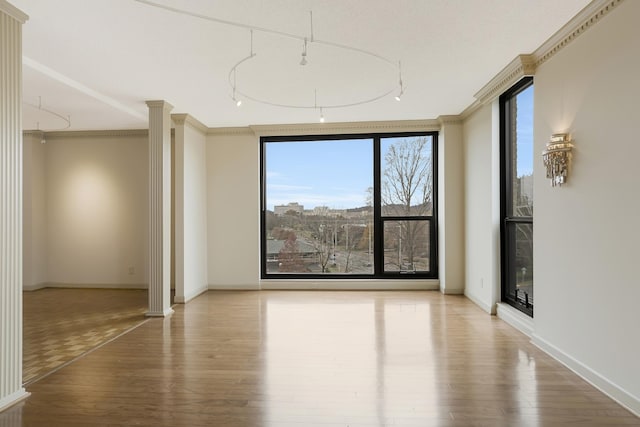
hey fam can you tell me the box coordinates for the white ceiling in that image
[13,0,591,131]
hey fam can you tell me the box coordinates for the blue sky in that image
[265,88,533,211]
[265,139,373,210]
[516,85,534,177]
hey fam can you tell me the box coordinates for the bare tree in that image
[382,137,432,270]
[382,137,432,215]
[314,224,334,273]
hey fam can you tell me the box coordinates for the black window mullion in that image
[373,136,383,276]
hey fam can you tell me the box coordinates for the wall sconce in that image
[542,133,573,187]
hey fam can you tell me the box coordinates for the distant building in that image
[274,202,304,216]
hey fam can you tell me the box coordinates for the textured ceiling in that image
[13,0,591,130]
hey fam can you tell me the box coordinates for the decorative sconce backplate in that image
[542,133,573,187]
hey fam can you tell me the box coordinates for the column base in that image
[145,307,174,318]
[0,389,30,414]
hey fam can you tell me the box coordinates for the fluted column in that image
[146,100,174,317]
[0,1,30,412]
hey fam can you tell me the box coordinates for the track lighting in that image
[319,108,325,123]
[139,2,407,112]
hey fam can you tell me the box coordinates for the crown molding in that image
[460,100,483,121]
[250,119,441,137]
[207,127,256,137]
[437,115,463,126]
[474,55,535,106]
[532,0,624,68]
[171,113,208,135]
[466,0,626,112]
[31,129,149,139]
[0,1,29,23]
[22,130,45,137]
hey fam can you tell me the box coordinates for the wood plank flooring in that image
[22,288,148,384]
[3,290,638,426]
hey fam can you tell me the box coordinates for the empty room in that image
[1,0,639,425]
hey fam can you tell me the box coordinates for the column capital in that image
[0,1,29,23]
[145,100,174,112]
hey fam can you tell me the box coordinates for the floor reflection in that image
[1,291,636,426]
[263,293,443,425]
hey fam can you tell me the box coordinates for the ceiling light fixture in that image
[315,90,325,123]
[135,1,405,119]
[300,38,308,66]
[395,61,404,101]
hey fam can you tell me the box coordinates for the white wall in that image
[206,131,260,288]
[23,133,48,290]
[462,104,497,312]
[174,118,209,302]
[43,133,148,287]
[462,0,640,413]
[531,0,640,411]
[438,119,465,294]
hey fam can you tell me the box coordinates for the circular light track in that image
[134,0,405,115]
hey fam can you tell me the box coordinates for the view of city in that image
[263,135,434,275]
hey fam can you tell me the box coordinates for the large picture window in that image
[261,132,437,279]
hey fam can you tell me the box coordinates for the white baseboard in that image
[465,291,495,314]
[440,287,464,295]
[0,389,30,413]
[174,286,209,303]
[23,282,47,291]
[496,302,534,337]
[531,334,640,417]
[259,279,439,291]
[43,282,148,290]
[208,283,261,290]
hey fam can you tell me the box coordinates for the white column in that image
[0,0,30,412]
[437,116,465,294]
[146,100,173,317]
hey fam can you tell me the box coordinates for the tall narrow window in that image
[261,132,437,279]
[500,77,534,316]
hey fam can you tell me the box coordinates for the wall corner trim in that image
[531,333,640,417]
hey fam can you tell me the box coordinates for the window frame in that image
[499,76,534,316]
[260,131,438,280]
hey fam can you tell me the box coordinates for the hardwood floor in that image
[2,290,638,426]
[22,288,148,384]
